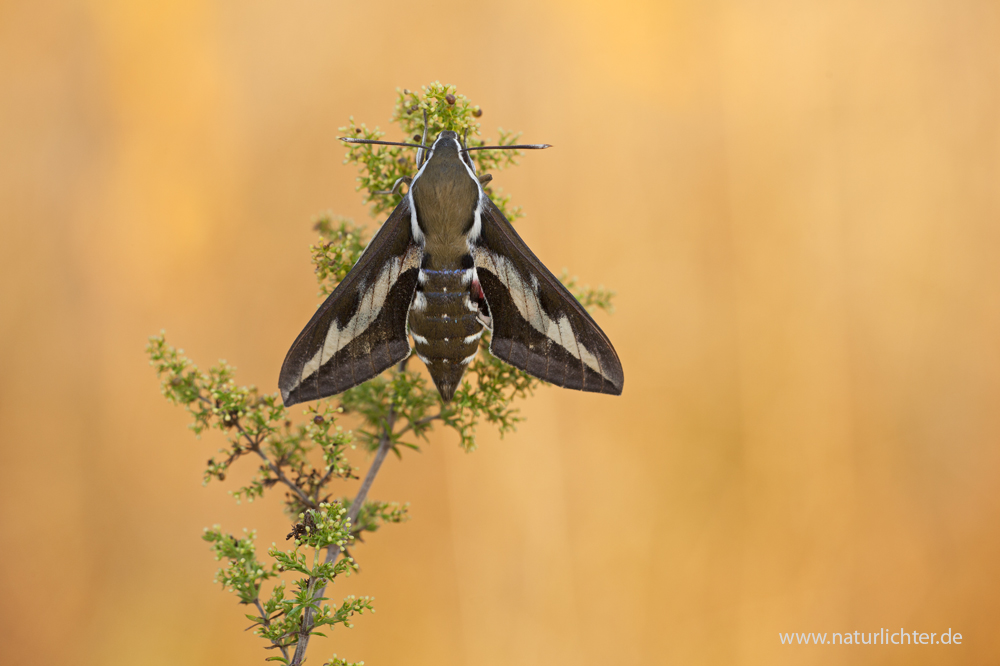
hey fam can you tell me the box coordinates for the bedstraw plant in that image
[147,82,614,665]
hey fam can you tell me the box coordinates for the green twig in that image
[290,410,396,666]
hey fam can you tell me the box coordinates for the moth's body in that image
[279,130,623,406]
[408,132,485,399]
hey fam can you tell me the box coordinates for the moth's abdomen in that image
[408,268,483,401]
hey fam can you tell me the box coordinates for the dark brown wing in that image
[472,198,624,395]
[279,199,422,406]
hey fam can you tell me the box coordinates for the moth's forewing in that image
[472,199,624,395]
[279,200,422,406]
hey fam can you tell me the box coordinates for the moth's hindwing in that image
[279,199,422,406]
[472,198,624,395]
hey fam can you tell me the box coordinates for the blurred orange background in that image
[2,1,1000,664]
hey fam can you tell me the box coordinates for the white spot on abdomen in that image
[412,292,428,311]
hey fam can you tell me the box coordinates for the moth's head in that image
[423,130,470,171]
[430,131,461,153]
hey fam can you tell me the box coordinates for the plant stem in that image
[254,597,290,662]
[394,411,443,438]
[201,392,317,510]
[247,441,316,509]
[289,409,396,666]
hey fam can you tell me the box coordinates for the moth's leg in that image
[375,175,412,196]
[477,173,493,186]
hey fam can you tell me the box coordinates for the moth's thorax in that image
[411,135,479,269]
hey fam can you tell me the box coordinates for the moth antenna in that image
[416,108,429,168]
[462,143,553,152]
[340,138,430,149]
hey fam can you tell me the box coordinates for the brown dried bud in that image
[445,94,456,105]
[472,107,482,118]
[355,127,361,133]
[413,135,422,142]
[313,415,325,425]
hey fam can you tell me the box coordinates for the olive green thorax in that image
[410,131,479,269]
